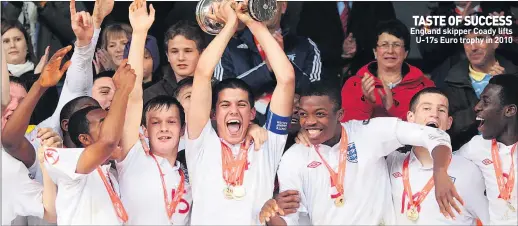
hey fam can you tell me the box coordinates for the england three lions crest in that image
[347,143,358,163]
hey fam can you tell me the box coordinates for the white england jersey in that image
[1,150,43,225]
[185,121,287,225]
[456,135,518,225]
[44,147,123,225]
[116,140,192,225]
[387,151,489,225]
[278,118,452,225]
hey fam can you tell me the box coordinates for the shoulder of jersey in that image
[450,154,475,167]
[285,143,310,152]
[43,147,84,167]
[469,135,486,144]
[283,143,311,159]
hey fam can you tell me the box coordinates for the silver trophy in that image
[196,0,278,35]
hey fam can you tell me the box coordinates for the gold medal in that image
[507,201,516,212]
[334,195,345,207]
[223,186,233,199]
[232,185,246,200]
[406,207,419,221]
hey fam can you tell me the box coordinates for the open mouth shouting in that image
[425,121,438,128]
[227,119,242,135]
[476,116,485,132]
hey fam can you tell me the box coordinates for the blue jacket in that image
[213,28,323,94]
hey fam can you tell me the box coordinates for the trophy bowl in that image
[196,0,278,35]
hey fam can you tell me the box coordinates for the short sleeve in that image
[44,147,87,183]
[116,140,146,177]
[264,131,288,173]
[277,145,307,225]
[185,121,216,169]
[346,118,402,160]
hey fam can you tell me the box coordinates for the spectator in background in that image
[2,19,58,125]
[215,1,319,97]
[2,20,39,76]
[296,1,396,83]
[341,19,434,123]
[1,1,83,60]
[143,20,205,104]
[419,3,518,88]
[123,35,160,89]
[443,24,517,150]
[95,23,132,74]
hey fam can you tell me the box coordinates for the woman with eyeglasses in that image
[340,19,434,123]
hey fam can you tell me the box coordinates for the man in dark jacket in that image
[419,3,518,88]
[143,21,205,105]
[444,25,518,150]
[214,1,321,97]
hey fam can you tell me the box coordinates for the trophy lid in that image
[248,0,277,22]
[196,0,224,35]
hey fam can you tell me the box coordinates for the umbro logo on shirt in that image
[392,172,402,178]
[482,159,493,165]
[307,161,322,168]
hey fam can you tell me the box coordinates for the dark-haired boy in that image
[260,82,457,225]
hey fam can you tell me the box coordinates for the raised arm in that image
[363,118,461,219]
[120,0,155,159]
[187,1,238,139]
[2,49,10,111]
[76,61,136,174]
[236,3,295,117]
[37,0,101,131]
[1,46,72,168]
[63,0,109,93]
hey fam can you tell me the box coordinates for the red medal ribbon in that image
[221,141,249,186]
[150,153,186,219]
[491,139,517,201]
[401,154,435,214]
[96,167,128,223]
[314,127,348,196]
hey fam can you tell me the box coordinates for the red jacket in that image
[341,62,435,122]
